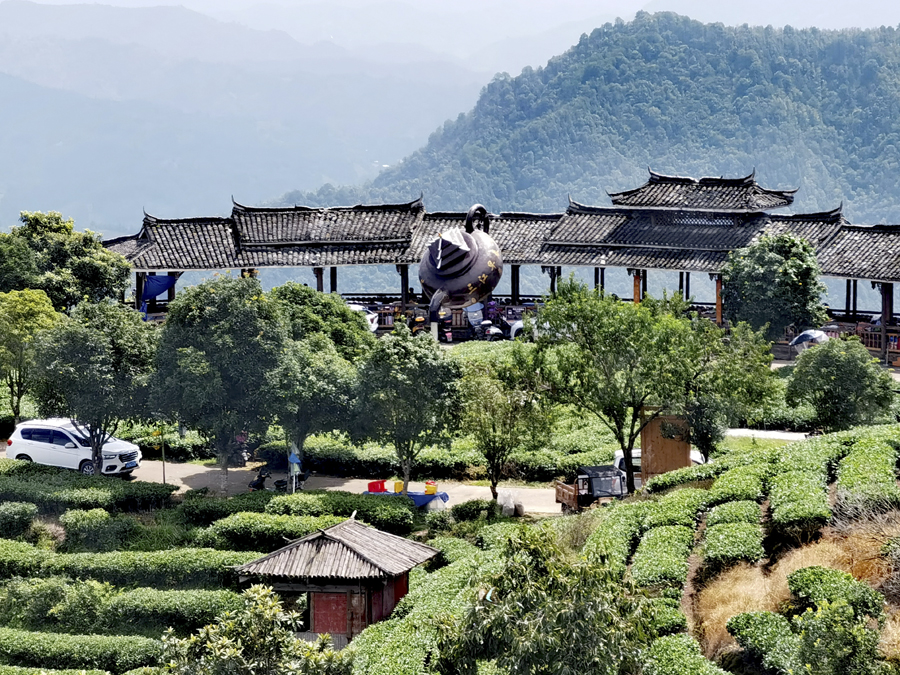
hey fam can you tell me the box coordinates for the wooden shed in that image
[236,518,439,649]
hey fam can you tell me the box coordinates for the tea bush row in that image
[835,437,900,511]
[702,523,765,571]
[727,611,801,674]
[630,525,695,589]
[705,500,760,527]
[0,502,37,539]
[581,502,650,578]
[0,539,258,589]
[265,491,416,535]
[0,576,243,638]
[707,464,770,505]
[178,490,278,526]
[0,626,160,674]
[643,634,729,675]
[643,446,778,494]
[0,460,176,512]
[787,566,884,621]
[647,597,687,637]
[768,472,831,543]
[60,509,138,552]
[0,667,109,675]
[194,513,345,552]
[643,488,710,529]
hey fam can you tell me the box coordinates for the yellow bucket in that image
[394,481,404,493]
[425,481,437,495]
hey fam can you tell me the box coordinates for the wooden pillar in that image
[167,271,179,303]
[134,272,145,310]
[852,279,858,317]
[845,279,852,317]
[330,267,338,294]
[550,268,557,294]
[642,269,648,298]
[631,269,642,304]
[398,265,409,305]
[511,265,520,304]
[600,267,605,291]
[679,272,684,297]
[715,274,723,325]
[313,267,324,292]
[684,272,690,300]
[148,272,158,314]
[594,267,600,290]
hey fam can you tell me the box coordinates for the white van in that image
[6,418,141,476]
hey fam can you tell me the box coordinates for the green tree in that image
[722,233,828,341]
[0,289,61,423]
[162,584,352,675]
[0,234,38,294]
[354,324,459,493]
[436,526,655,675]
[9,211,130,311]
[153,277,287,479]
[33,301,156,474]
[786,336,893,431]
[458,343,551,499]
[538,280,773,492]
[271,334,356,469]
[270,283,374,361]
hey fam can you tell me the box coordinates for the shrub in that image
[475,522,522,552]
[425,510,453,533]
[703,523,765,571]
[643,634,729,675]
[0,626,160,673]
[425,537,480,565]
[727,611,800,674]
[117,424,213,463]
[706,500,760,527]
[0,502,37,539]
[630,525,695,589]
[768,471,831,543]
[647,597,688,638]
[643,488,709,529]
[582,502,651,578]
[835,437,900,511]
[0,667,109,675]
[0,540,258,589]
[451,499,501,523]
[60,509,137,552]
[794,600,887,675]
[265,490,416,535]
[178,490,278,527]
[787,566,884,622]
[101,588,243,637]
[707,464,769,505]
[194,513,344,552]
[644,462,725,493]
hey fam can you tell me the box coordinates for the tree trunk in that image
[622,443,636,494]
[490,482,498,500]
[402,460,411,495]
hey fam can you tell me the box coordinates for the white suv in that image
[6,418,142,477]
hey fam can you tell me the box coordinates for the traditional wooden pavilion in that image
[235,518,438,649]
[105,169,900,353]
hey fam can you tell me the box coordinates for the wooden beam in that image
[330,267,338,294]
[715,274,723,325]
[398,265,409,305]
[632,270,641,304]
[134,272,145,310]
[511,265,520,304]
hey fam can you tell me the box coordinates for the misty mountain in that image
[278,12,900,228]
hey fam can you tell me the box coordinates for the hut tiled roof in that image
[608,170,796,211]
[236,518,439,581]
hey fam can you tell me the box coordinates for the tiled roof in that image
[129,216,238,270]
[762,207,847,251]
[236,518,438,581]
[608,170,796,211]
[539,244,729,272]
[817,224,900,282]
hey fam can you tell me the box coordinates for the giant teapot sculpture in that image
[419,204,504,320]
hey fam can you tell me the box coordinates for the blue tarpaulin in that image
[363,491,449,508]
[140,276,178,317]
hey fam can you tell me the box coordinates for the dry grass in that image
[880,611,900,663]
[695,541,850,660]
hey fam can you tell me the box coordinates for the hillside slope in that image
[279,12,900,226]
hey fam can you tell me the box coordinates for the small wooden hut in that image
[236,518,439,648]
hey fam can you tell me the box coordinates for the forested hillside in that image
[278,12,900,226]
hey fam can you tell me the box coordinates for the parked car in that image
[5,418,142,476]
[347,303,379,333]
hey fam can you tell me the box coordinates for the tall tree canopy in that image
[0,289,61,423]
[7,211,130,310]
[538,280,773,492]
[153,277,287,473]
[354,324,459,493]
[722,233,828,340]
[33,301,156,474]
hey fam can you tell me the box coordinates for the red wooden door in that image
[313,592,347,635]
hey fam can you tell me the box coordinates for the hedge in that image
[835,437,900,511]
[705,500,760,527]
[0,627,160,674]
[0,668,108,675]
[0,539,259,589]
[702,523,765,571]
[630,525,695,589]
[643,634,729,675]
[768,471,831,543]
[643,488,710,529]
[0,502,37,539]
[101,588,244,636]
[644,462,724,493]
[707,464,769,505]
[265,491,416,535]
[116,424,213,463]
[0,460,176,512]
[450,499,501,522]
[178,490,278,527]
[787,566,884,621]
[425,537,480,565]
[647,597,688,637]
[582,502,651,578]
[60,509,137,552]
[194,513,345,552]
[727,611,800,674]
